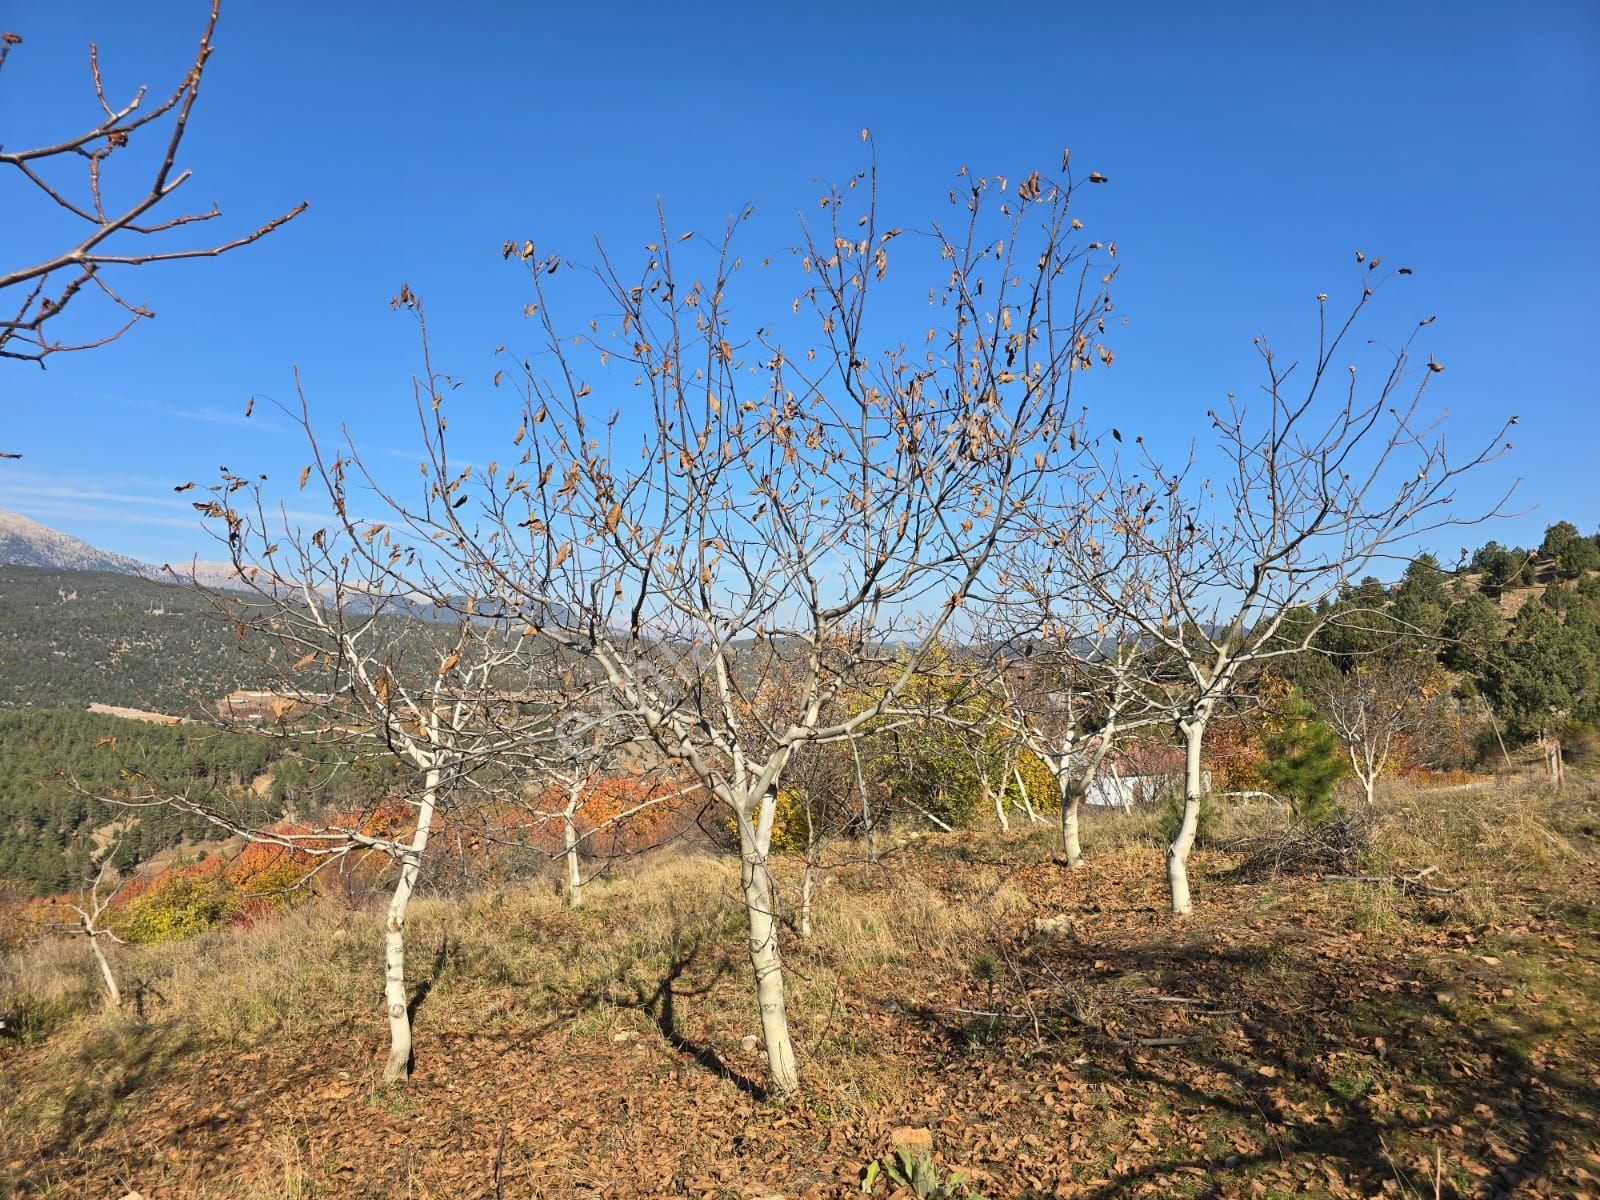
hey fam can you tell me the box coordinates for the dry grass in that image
[2,778,1596,1198]
[1,780,1587,1055]
[1370,777,1587,879]
[0,843,1034,1141]
[0,934,100,1040]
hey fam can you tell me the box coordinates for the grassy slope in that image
[1,783,1597,1199]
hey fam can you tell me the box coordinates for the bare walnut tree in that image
[346,151,1115,1093]
[1314,651,1438,806]
[992,605,1167,867]
[56,851,133,1009]
[115,417,572,1083]
[0,1,305,370]
[1069,271,1513,915]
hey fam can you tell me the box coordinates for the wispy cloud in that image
[0,472,336,555]
[6,499,213,532]
[1,483,191,509]
[164,405,291,434]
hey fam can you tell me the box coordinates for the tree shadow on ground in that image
[403,934,451,1076]
[6,1020,194,1185]
[904,910,1599,1198]
[407,934,450,1023]
[574,934,768,1101]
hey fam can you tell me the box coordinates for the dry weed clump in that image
[0,933,100,1040]
[1220,813,1373,882]
[1370,779,1585,883]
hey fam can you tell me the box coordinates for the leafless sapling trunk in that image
[1314,653,1435,804]
[137,424,562,1082]
[982,530,1169,867]
[998,619,1164,867]
[1068,271,1512,914]
[61,853,130,1008]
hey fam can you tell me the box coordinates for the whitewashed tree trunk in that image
[1058,772,1082,869]
[88,933,121,1008]
[382,765,439,1084]
[1358,769,1378,806]
[1543,732,1565,792]
[1015,766,1045,824]
[991,782,1011,831]
[1167,720,1206,917]
[563,809,583,908]
[738,785,800,1095]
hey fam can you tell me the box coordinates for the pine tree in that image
[1260,691,1349,826]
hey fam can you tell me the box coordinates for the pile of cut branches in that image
[1221,812,1372,881]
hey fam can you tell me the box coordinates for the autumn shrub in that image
[767,787,813,853]
[0,893,44,953]
[228,843,319,926]
[109,843,319,945]
[113,861,240,944]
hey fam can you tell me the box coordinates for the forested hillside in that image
[0,708,406,895]
[0,566,270,713]
[0,709,283,893]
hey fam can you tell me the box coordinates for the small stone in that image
[739,1034,760,1053]
[889,1126,934,1155]
[1032,915,1076,937]
[611,1030,636,1043]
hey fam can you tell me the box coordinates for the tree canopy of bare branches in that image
[174,149,1118,1093]
[0,1,305,372]
[1064,274,1513,914]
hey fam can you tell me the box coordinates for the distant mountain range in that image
[0,507,147,574]
[0,507,250,590]
[0,564,271,714]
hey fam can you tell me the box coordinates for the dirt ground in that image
[3,786,1598,1199]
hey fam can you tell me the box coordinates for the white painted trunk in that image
[1058,773,1082,869]
[88,933,120,1008]
[1545,734,1565,792]
[852,742,878,863]
[563,809,582,908]
[1016,766,1045,824]
[1167,722,1206,918]
[739,788,800,1094]
[382,767,439,1084]
[1357,765,1378,806]
[992,783,1010,832]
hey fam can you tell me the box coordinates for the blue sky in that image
[2,0,1595,566]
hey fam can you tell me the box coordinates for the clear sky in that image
[2,0,1595,566]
